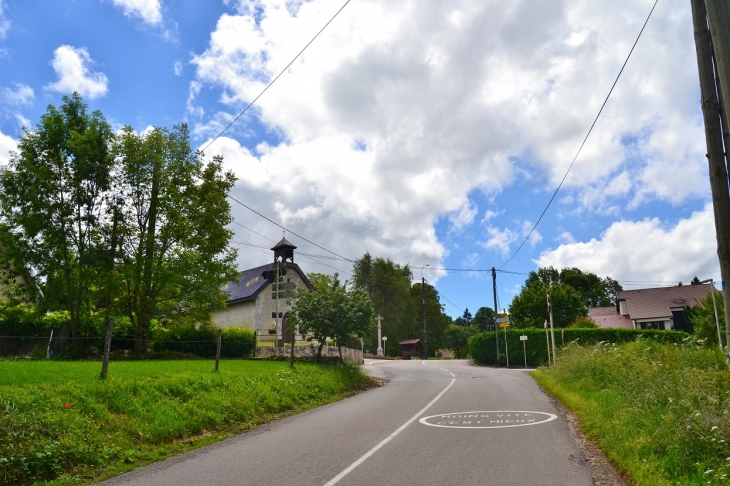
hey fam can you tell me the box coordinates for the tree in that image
[351,253,413,352]
[509,281,587,328]
[410,281,450,356]
[473,306,496,331]
[114,125,238,353]
[685,290,726,348]
[0,93,114,352]
[526,266,622,308]
[691,276,702,285]
[443,324,478,358]
[289,273,373,360]
[455,308,473,326]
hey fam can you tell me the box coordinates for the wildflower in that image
[712,426,719,431]
[704,469,713,475]
[65,403,72,408]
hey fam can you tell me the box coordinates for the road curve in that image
[99,359,594,486]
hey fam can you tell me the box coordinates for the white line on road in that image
[323,366,455,486]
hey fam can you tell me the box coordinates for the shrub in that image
[153,326,255,358]
[568,316,597,328]
[469,328,690,366]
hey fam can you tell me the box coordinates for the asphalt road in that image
[99,359,594,486]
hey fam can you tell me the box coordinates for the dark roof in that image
[616,284,712,320]
[271,237,297,250]
[221,262,313,305]
[399,339,421,345]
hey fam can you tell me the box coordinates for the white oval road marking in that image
[419,411,557,429]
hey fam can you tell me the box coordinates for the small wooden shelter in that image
[399,339,422,360]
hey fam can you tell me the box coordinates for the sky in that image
[0,0,722,318]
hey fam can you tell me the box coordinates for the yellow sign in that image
[499,322,510,328]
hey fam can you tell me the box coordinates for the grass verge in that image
[532,340,730,485]
[0,359,371,485]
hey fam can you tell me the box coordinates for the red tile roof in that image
[616,284,712,320]
[589,306,634,328]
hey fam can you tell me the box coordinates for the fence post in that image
[100,317,114,379]
[215,329,222,372]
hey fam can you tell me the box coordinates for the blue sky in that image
[0,0,720,318]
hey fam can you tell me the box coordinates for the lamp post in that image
[421,264,429,359]
[382,336,387,357]
[701,279,723,351]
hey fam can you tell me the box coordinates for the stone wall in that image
[256,344,363,365]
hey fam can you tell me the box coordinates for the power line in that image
[498,0,660,270]
[227,194,354,262]
[200,0,353,153]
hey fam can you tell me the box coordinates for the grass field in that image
[532,340,730,485]
[0,359,370,485]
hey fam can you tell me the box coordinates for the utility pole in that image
[547,290,556,365]
[422,276,428,359]
[705,1,730,120]
[692,0,730,352]
[492,268,499,367]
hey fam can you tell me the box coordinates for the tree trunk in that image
[317,341,325,361]
[136,154,162,354]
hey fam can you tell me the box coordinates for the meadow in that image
[0,359,370,485]
[533,339,730,485]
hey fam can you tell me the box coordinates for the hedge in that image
[469,328,691,367]
[154,327,255,358]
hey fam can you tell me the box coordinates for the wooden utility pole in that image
[215,329,222,372]
[422,276,428,359]
[705,1,730,119]
[547,290,556,365]
[691,0,730,352]
[492,268,499,367]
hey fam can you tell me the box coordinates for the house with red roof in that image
[589,284,713,331]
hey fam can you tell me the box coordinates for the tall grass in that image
[533,340,730,485]
[0,360,369,485]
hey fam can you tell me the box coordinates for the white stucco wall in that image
[212,265,311,338]
[211,301,256,331]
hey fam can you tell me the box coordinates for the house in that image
[589,284,713,331]
[211,238,313,343]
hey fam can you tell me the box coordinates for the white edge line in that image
[323,377,456,486]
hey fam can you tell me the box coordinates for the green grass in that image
[532,340,730,485]
[0,359,370,485]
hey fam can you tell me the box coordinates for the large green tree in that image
[0,93,114,349]
[289,273,373,360]
[114,125,238,353]
[524,267,622,308]
[473,306,496,331]
[352,253,414,352]
[409,281,450,356]
[0,94,238,354]
[509,271,588,329]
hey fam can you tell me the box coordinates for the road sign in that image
[520,335,528,341]
[496,317,509,324]
[499,322,509,328]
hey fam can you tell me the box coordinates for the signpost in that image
[498,314,509,366]
[520,335,528,369]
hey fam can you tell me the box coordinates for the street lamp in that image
[421,264,429,359]
[382,336,387,357]
[701,278,723,351]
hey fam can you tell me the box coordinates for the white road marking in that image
[323,364,455,486]
[419,411,557,429]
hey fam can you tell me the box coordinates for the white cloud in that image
[0,1,9,39]
[448,200,478,232]
[109,0,162,25]
[0,129,16,166]
[484,227,517,258]
[45,46,109,100]
[173,60,183,76]
[481,209,501,223]
[190,0,709,271]
[0,82,34,107]
[536,204,720,284]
